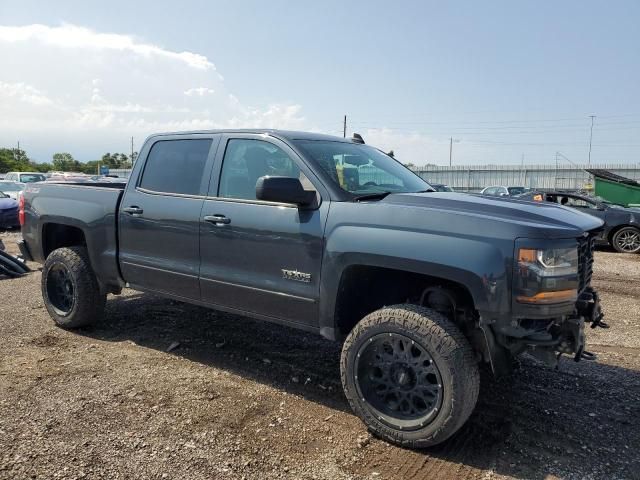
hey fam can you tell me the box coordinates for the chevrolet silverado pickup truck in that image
[19,130,606,448]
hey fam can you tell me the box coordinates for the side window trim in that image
[208,134,327,206]
[133,135,220,198]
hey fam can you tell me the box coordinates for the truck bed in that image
[22,182,127,289]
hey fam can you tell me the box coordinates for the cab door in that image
[118,134,220,299]
[198,134,329,326]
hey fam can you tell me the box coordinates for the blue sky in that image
[1,0,639,165]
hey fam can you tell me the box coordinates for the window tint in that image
[294,140,429,196]
[19,173,46,183]
[219,139,315,201]
[139,139,212,195]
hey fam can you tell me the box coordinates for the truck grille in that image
[577,234,595,293]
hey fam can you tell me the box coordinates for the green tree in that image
[52,152,82,172]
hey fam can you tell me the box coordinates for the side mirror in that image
[499,192,508,197]
[256,176,315,206]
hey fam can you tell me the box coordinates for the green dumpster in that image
[586,169,640,207]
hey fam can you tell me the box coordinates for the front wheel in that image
[42,246,106,328]
[611,227,640,253]
[341,304,479,448]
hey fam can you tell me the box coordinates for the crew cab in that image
[19,130,607,448]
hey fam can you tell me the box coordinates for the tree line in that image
[0,148,137,175]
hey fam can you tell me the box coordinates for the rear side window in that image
[139,139,212,195]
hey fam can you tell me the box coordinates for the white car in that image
[0,181,26,200]
[3,171,47,183]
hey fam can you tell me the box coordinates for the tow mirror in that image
[256,176,315,206]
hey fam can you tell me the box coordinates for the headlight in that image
[519,247,578,276]
[516,246,579,304]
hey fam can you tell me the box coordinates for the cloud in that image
[184,87,215,97]
[0,24,214,70]
[0,81,53,106]
[0,24,305,161]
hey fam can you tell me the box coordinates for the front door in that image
[199,135,328,326]
[119,135,219,299]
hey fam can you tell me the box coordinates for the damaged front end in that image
[495,231,608,370]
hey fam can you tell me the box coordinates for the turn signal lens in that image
[516,289,578,304]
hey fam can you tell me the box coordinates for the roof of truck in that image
[150,129,357,143]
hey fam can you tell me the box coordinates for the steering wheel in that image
[363,181,378,187]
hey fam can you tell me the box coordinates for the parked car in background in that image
[430,183,454,192]
[0,173,5,180]
[481,185,530,197]
[520,191,640,253]
[0,181,26,200]
[0,192,19,228]
[4,172,46,183]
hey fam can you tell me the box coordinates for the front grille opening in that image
[577,234,595,293]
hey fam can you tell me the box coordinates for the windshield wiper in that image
[353,192,393,202]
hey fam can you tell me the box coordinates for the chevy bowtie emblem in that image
[282,269,311,283]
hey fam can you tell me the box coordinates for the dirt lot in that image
[1,230,639,480]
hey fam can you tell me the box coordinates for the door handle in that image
[123,206,144,215]
[203,214,231,225]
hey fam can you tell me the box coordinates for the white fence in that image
[414,163,640,192]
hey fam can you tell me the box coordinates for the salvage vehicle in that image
[0,181,26,201]
[481,185,530,197]
[520,191,640,254]
[3,172,46,183]
[20,130,607,448]
[0,192,19,229]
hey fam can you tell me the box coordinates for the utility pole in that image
[588,115,595,166]
[131,136,134,166]
[343,115,347,138]
[449,137,453,167]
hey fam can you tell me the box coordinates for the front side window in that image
[219,139,315,201]
[293,140,429,196]
[139,139,212,195]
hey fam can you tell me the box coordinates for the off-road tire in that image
[341,304,480,448]
[41,246,106,328]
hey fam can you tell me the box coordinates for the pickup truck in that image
[19,130,606,448]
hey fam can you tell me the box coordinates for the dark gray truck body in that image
[21,130,604,373]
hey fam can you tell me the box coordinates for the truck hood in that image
[380,192,603,238]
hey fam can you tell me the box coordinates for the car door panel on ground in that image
[199,135,328,326]
[119,135,220,299]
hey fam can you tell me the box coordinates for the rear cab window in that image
[138,139,213,195]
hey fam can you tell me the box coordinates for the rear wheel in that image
[42,246,106,328]
[611,227,640,253]
[341,304,480,448]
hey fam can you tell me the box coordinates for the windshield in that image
[19,173,46,183]
[0,182,25,191]
[293,140,430,196]
[508,187,529,195]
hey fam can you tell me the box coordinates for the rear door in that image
[198,134,329,326]
[118,134,220,299]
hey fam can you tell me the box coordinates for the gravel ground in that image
[0,230,638,480]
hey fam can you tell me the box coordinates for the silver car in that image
[0,181,26,200]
